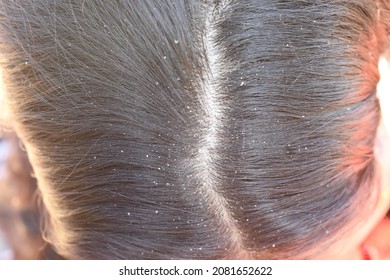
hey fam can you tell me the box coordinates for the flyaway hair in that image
[0,0,389,259]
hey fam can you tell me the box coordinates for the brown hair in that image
[0,0,389,259]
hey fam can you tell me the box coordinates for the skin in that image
[319,57,390,259]
[361,57,390,260]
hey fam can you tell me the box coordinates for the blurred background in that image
[0,68,61,259]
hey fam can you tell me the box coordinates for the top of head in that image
[0,0,389,259]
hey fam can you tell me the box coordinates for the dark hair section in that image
[0,0,389,259]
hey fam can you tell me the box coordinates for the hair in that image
[0,0,389,259]
[0,131,62,259]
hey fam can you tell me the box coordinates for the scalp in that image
[0,0,389,259]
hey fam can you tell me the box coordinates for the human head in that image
[0,0,389,259]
